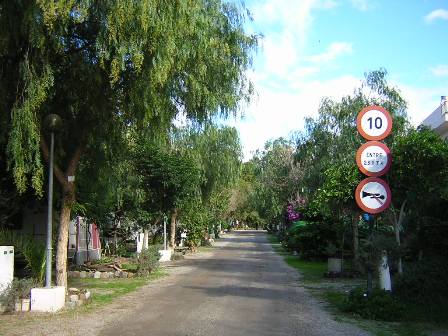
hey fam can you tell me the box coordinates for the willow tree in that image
[1,1,257,287]
[172,125,242,238]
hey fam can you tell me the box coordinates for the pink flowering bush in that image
[286,204,300,222]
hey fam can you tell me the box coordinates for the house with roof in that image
[421,96,448,139]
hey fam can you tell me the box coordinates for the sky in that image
[226,0,448,160]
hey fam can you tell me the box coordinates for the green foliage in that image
[394,259,448,306]
[181,200,209,248]
[343,287,405,321]
[283,220,340,260]
[0,229,46,283]
[0,278,40,311]
[174,125,243,204]
[233,138,299,227]
[390,127,448,208]
[92,256,115,265]
[136,142,201,216]
[1,0,257,195]
[136,245,161,277]
[6,63,53,195]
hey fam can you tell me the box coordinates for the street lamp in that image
[43,114,62,288]
[163,214,168,250]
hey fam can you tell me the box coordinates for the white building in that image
[421,96,448,139]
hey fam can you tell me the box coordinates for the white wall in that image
[421,103,448,139]
[0,246,14,292]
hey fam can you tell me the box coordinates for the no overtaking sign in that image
[355,177,391,214]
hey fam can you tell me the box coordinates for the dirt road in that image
[1,231,369,336]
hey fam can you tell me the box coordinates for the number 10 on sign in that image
[356,106,392,141]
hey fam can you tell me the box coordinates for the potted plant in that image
[0,278,38,312]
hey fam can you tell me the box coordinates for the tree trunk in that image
[395,201,407,275]
[41,136,84,289]
[55,186,75,288]
[143,229,149,250]
[351,215,360,272]
[169,208,178,248]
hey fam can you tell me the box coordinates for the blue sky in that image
[228,0,448,159]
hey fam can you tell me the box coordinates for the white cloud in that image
[234,76,445,160]
[234,75,361,159]
[351,0,372,11]
[430,65,448,77]
[424,9,448,23]
[308,42,353,63]
[251,0,339,78]
[239,0,445,160]
[397,84,445,126]
[262,32,298,76]
[317,0,339,10]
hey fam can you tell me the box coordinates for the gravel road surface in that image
[99,230,368,336]
[0,230,369,336]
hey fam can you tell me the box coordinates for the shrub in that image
[394,259,448,305]
[200,237,213,247]
[92,256,114,265]
[0,229,46,283]
[342,287,405,321]
[136,245,161,276]
[0,278,39,311]
[284,220,339,260]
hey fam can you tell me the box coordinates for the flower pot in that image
[15,299,31,312]
[21,299,30,312]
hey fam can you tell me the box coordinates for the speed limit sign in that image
[356,106,392,140]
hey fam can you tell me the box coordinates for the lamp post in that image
[163,214,167,250]
[43,114,62,288]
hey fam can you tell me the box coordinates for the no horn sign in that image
[355,177,392,214]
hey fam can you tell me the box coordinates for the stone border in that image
[68,270,135,279]
[65,288,92,309]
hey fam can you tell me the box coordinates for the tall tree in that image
[1,1,257,287]
[295,70,408,270]
[389,127,448,266]
[136,143,201,248]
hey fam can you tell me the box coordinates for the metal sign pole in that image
[366,215,374,296]
[163,215,167,250]
[45,131,54,288]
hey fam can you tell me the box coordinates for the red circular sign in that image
[355,177,391,214]
[356,106,392,140]
[356,141,391,177]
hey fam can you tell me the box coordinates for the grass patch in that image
[267,233,441,336]
[267,234,326,283]
[68,268,167,309]
[121,263,138,271]
[283,257,327,283]
[0,269,168,335]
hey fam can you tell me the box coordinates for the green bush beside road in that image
[268,234,447,336]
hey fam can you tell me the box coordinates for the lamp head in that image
[43,114,62,132]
